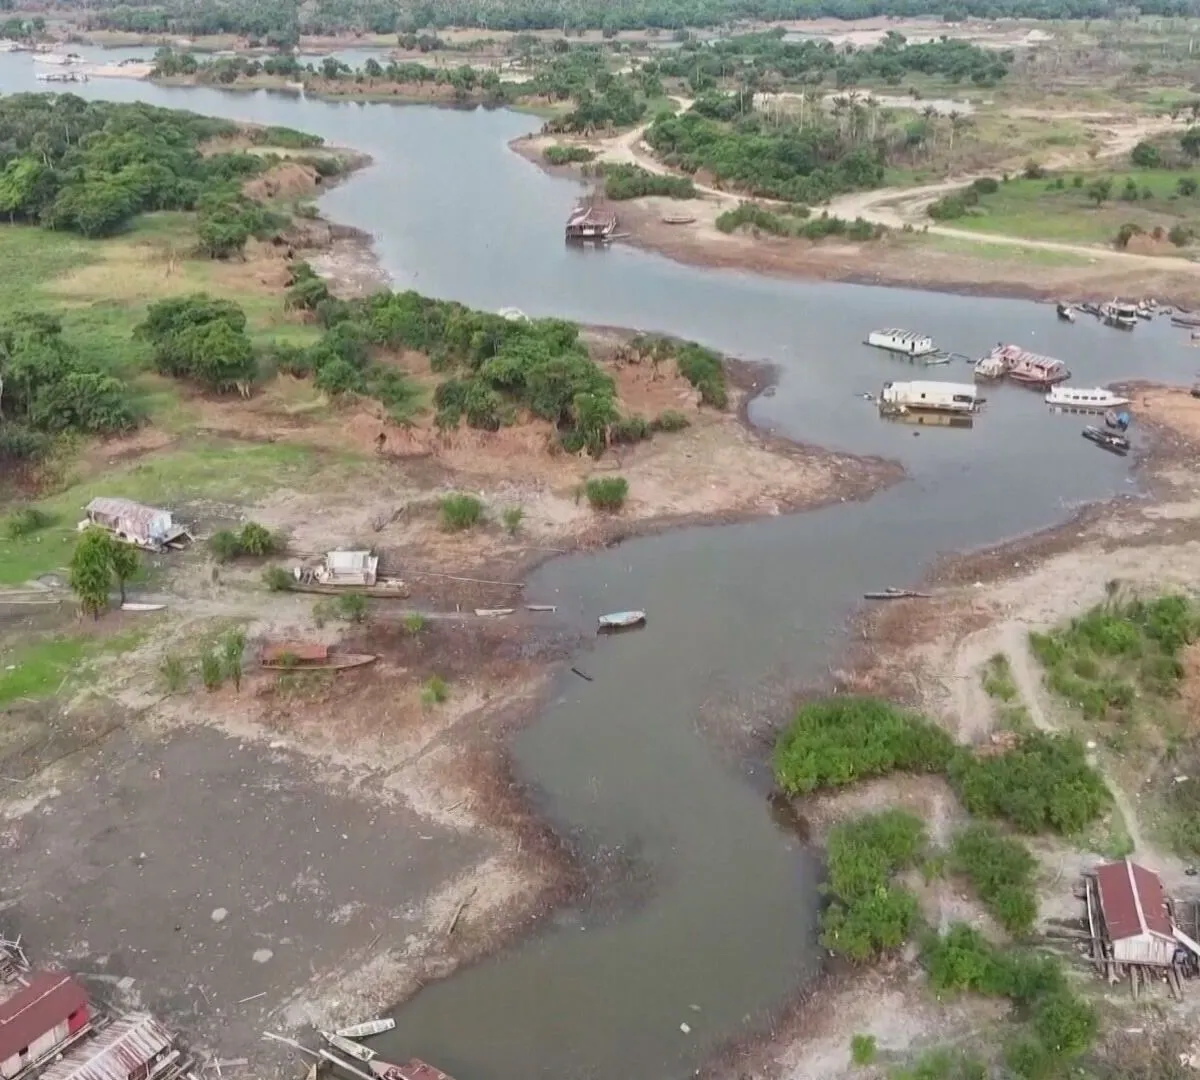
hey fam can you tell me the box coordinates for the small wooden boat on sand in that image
[260,643,377,670]
[598,610,646,631]
[335,1019,395,1039]
[323,1033,375,1062]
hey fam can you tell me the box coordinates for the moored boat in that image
[878,379,979,414]
[369,1057,457,1080]
[1102,299,1138,329]
[1056,302,1076,323]
[335,1019,396,1039]
[1082,425,1130,454]
[598,610,647,631]
[1104,409,1131,431]
[1044,386,1131,410]
[985,344,1070,387]
[260,643,377,670]
[565,200,616,241]
[865,328,937,357]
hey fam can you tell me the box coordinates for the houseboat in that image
[1045,386,1131,410]
[878,380,980,415]
[866,329,937,357]
[1102,300,1139,330]
[1056,302,1076,323]
[33,52,81,65]
[36,71,87,82]
[565,201,616,242]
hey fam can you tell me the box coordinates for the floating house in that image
[866,329,937,357]
[0,972,92,1080]
[565,201,617,242]
[38,1014,188,1080]
[878,380,979,415]
[80,499,191,551]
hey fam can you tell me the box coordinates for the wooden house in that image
[0,972,91,1080]
[37,1014,188,1080]
[80,499,191,551]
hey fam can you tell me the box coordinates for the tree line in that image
[50,0,1200,38]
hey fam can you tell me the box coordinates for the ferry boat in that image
[878,379,980,414]
[1102,300,1138,330]
[866,329,937,357]
[1045,386,1131,410]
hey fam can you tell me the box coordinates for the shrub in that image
[200,651,223,690]
[603,163,695,200]
[949,822,1038,934]
[1130,140,1162,168]
[336,593,367,623]
[773,697,956,796]
[1169,224,1194,247]
[922,923,1009,996]
[422,673,448,705]
[502,506,524,535]
[948,732,1109,835]
[585,476,629,511]
[440,492,484,531]
[221,629,245,691]
[544,144,595,165]
[238,521,278,556]
[208,529,242,563]
[263,565,293,591]
[971,176,1000,195]
[981,653,1017,701]
[1115,222,1143,248]
[609,415,650,444]
[160,653,187,693]
[1023,160,1046,180]
[1178,176,1198,197]
[850,1034,877,1066]
[403,611,427,635]
[4,506,55,540]
[652,409,690,432]
[821,810,925,961]
[675,343,727,408]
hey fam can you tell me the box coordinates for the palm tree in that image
[865,95,880,140]
[922,105,939,154]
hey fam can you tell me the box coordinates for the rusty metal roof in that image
[38,1014,172,1080]
[261,643,329,663]
[0,971,88,1062]
[85,498,170,527]
[1095,858,1173,941]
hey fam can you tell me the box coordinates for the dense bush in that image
[773,697,957,796]
[949,822,1038,934]
[584,476,628,511]
[602,163,696,200]
[674,342,727,408]
[440,492,484,530]
[821,810,925,961]
[209,521,283,561]
[948,731,1109,835]
[544,144,596,165]
[136,294,257,393]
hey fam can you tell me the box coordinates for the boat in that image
[878,380,979,414]
[121,602,165,612]
[474,607,514,617]
[335,1020,395,1040]
[865,329,937,357]
[323,1033,376,1062]
[260,644,377,671]
[369,1058,457,1080]
[565,199,617,242]
[973,351,1010,380]
[598,610,646,630]
[1044,386,1131,410]
[1173,314,1200,328]
[1082,425,1130,454]
[864,587,932,600]
[1056,302,1076,323]
[661,213,696,225]
[983,344,1070,387]
[1104,409,1131,431]
[33,52,82,65]
[36,71,88,82]
[1101,300,1138,329]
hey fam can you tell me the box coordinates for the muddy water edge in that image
[3,50,1199,1080]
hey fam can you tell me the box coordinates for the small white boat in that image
[598,610,646,630]
[1045,386,1131,410]
[335,1019,395,1040]
[121,602,165,612]
[866,329,937,357]
[323,1034,376,1062]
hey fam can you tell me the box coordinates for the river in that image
[2,49,1195,1080]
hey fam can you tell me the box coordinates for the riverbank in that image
[713,385,1200,1079]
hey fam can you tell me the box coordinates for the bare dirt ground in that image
[723,388,1200,1079]
[514,107,1200,305]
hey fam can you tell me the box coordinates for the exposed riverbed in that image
[4,48,1199,1080]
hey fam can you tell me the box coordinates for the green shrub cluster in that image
[949,822,1037,934]
[773,697,957,796]
[209,521,283,562]
[543,144,596,165]
[821,810,925,962]
[674,342,727,408]
[948,731,1109,835]
[584,476,628,511]
[602,163,696,200]
[0,313,138,464]
[440,492,484,530]
[135,294,257,394]
[715,201,880,242]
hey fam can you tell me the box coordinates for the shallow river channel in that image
[4,49,1199,1080]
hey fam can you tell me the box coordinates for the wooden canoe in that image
[335,1019,395,1039]
[261,652,377,671]
[323,1033,375,1062]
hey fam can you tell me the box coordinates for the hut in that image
[1086,858,1200,996]
[37,1014,188,1080]
[314,550,378,587]
[0,972,92,1080]
[80,499,191,551]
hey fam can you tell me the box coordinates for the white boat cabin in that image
[1045,386,1131,410]
[879,380,979,414]
[867,329,937,357]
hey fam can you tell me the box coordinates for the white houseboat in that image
[866,329,937,357]
[1102,300,1139,330]
[879,380,980,414]
[1045,386,1131,411]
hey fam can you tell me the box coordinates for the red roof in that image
[0,972,88,1062]
[1095,859,1173,941]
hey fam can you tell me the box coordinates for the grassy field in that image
[0,625,155,707]
[939,169,1200,246]
[904,232,1094,267]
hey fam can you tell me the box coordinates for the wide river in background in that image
[3,49,1198,1080]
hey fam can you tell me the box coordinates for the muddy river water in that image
[3,50,1199,1079]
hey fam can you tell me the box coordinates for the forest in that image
[0,95,319,247]
[51,0,1200,38]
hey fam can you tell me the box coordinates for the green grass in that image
[940,169,1200,246]
[910,232,1094,267]
[0,625,153,706]
[0,440,339,585]
[981,652,1018,702]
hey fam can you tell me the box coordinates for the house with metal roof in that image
[37,1014,187,1080]
[80,499,191,551]
[0,972,91,1080]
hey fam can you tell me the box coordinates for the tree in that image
[108,542,140,605]
[70,527,115,617]
[1130,140,1162,168]
[1086,177,1113,206]
[1182,126,1200,161]
[1178,176,1198,196]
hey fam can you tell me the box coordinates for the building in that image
[37,1015,187,1080]
[0,972,91,1080]
[878,380,979,415]
[80,499,190,551]
[317,550,378,587]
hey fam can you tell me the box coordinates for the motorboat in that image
[1082,425,1130,454]
[1045,386,1131,410]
